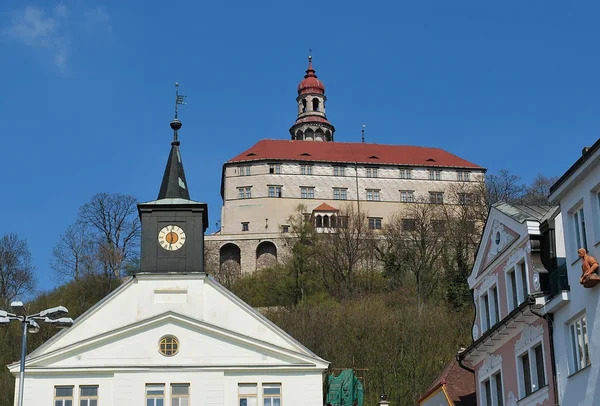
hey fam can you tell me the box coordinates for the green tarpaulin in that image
[325,369,364,406]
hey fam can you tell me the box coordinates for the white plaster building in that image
[9,116,328,405]
[206,57,486,275]
[543,138,600,405]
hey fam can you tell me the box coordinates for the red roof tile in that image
[227,140,483,169]
[418,359,476,406]
[313,203,338,212]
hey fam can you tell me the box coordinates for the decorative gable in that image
[479,219,520,273]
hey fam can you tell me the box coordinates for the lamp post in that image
[1,301,74,406]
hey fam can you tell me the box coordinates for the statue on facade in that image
[578,248,600,288]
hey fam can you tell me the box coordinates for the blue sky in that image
[1,0,599,293]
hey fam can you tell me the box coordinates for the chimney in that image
[582,146,590,156]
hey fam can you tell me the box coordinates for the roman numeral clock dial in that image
[158,225,186,251]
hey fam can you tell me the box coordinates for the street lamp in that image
[2,301,74,406]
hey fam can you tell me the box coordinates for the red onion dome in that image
[297,56,325,95]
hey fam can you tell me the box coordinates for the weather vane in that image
[174,82,187,119]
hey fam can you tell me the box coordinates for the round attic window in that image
[159,335,179,357]
[495,231,501,245]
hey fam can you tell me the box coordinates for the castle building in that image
[206,57,486,275]
[9,113,328,405]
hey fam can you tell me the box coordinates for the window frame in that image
[505,258,529,310]
[368,217,382,230]
[399,190,415,203]
[268,163,282,174]
[333,166,346,177]
[241,222,249,232]
[333,188,348,200]
[479,282,500,333]
[569,314,591,374]
[300,187,315,199]
[262,383,282,406]
[428,169,442,180]
[238,383,258,406]
[366,167,379,178]
[515,327,547,400]
[268,185,282,198]
[572,205,588,252]
[429,191,444,204]
[366,189,380,201]
[481,371,504,406]
[458,193,474,205]
[300,164,313,175]
[79,385,99,406]
[399,168,412,179]
[54,386,74,406]
[145,384,165,406]
[170,383,190,406]
[457,171,471,181]
[402,218,416,232]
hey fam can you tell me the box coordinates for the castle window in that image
[300,165,313,175]
[457,171,471,181]
[333,188,348,200]
[242,222,249,232]
[268,186,282,198]
[269,163,282,174]
[429,192,444,204]
[238,187,252,199]
[458,193,474,205]
[301,187,315,199]
[333,166,346,176]
[366,167,378,178]
[400,190,414,203]
[281,225,290,233]
[366,189,380,201]
[402,219,416,231]
[238,165,251,176]
[302,99,307,112]
[312,98,320,111]
[399,168,412,179]
[429,170,442,180]
[368,217,382,230]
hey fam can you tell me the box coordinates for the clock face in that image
[158,225,186,251]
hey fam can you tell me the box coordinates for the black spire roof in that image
[158,118,190,200]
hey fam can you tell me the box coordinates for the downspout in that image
[456,350,475,374]
[529,306,559,406]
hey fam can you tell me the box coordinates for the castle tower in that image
[289,56,335,141]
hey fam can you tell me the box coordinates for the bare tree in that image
[485,169,526,208]
[50,222,98,282]
[521,173,559,205]
[316,206,375,300]
[0,233,36,308]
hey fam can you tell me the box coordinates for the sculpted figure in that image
[578,248,599,286]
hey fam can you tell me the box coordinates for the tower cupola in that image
[289,55,335,142]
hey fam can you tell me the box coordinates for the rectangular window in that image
[238,383,257,406]
[492,286,500,324]
[368,217,382,230]
[573,206,588,251]
[366,167,378,178]
[238,187,251,199]
[171,384,189,406]
[482,293,491,331]
[429,192,444,204]
[333,166,346,176]
[508,270,518,310]
[534,345,546,390]
[520,262,528,302]
[269,163,281,174]
[400,190,414,203]
[300,165,313,175]
[402,219,416,232]
[458,193,474,205]
[145,384,165,406]
[570,315,591,373]
[54,386,74,406]
[484,379,492,406]
[238,166,251,176]
[366,189,380,201]
[521,353,532,397]
[399,168,412,179]
[268,186,282,198]
[333,188,348,200]
[457,171,471,181]
[494,372,503,406]
[281,225,289,233]
[79,386,98,406]
[428,170,441,180]
[263,383,282,406]
[301,187,315,199]
[241,222,249,232]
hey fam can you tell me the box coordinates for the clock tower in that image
[137,97,208,273]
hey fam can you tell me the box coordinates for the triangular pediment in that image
[13,312,323,372]
[19,274,327,373]
[468,208,524,286]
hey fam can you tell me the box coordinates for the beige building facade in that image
[205,57,486,275]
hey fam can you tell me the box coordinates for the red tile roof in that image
[418,359,476,406]
[313,203,338,212]
[227,140,483,169]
